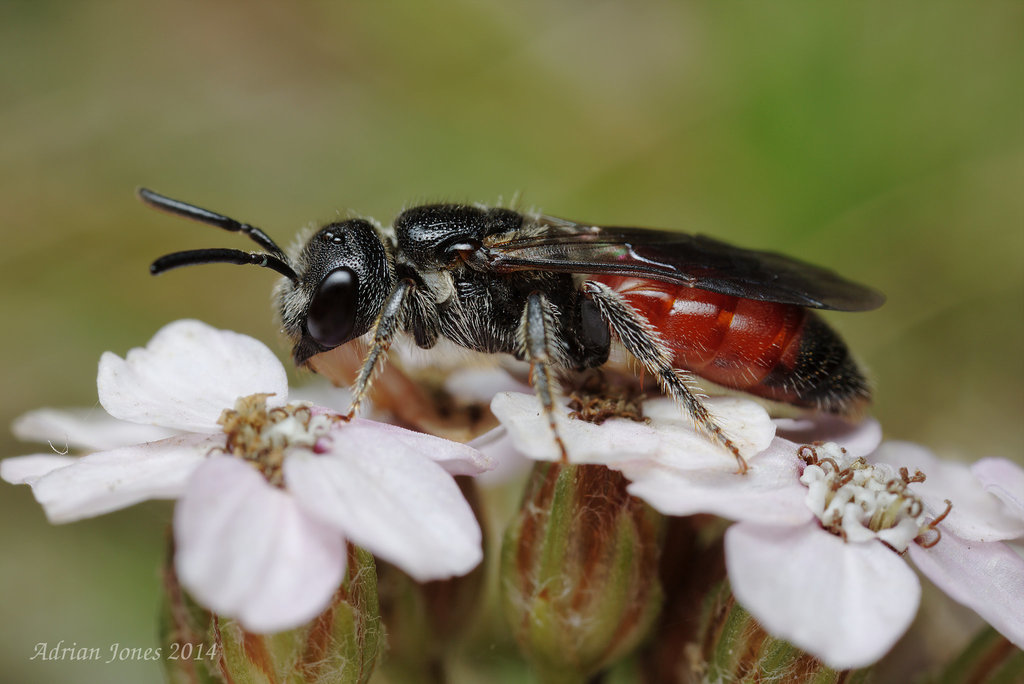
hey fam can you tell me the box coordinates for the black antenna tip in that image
[137,187,162,205]
[136,187,291,261]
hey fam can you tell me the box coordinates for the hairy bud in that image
[161,542,382,684]
[501,462,664,682]
[681,581,873,683]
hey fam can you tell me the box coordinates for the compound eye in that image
[306,267,359,348]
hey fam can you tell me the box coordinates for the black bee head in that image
[142,189,394,367]
[277,219,395,366]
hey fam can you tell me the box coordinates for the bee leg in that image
[583,281,748,474]
[347,278,416,418]
[519,291,570,463]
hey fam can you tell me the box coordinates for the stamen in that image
[930,499,953,527]
[916,527,942,548]
[833,468,854,489]
[797,442,952,554]
[900,467,926,485]
[567,378,649,425]
[886,479,906,495]
[819,457,841,474]
[916,500,952,549]
[216,393,336,486]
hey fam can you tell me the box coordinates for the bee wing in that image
[484,216,884,311]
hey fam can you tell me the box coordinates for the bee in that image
[141,189,883,472]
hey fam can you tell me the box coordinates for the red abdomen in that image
[593,276,868,413]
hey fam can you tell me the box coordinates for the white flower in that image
[723,442,1024,669]
[2,320,492,633]
[487,391,797,519]
[489,391,776,468]
[486,391,1024,669]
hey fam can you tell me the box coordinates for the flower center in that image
[217,393,336,485]
[798,443,950,552]
[567,376,649,425]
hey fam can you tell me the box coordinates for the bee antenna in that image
[150,248,299,282]
[138,188,289,260]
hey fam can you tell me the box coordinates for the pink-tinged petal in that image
[726,522,920,670]
[1,455,77,485]
[329,418,493,476]
[774,415,882,458]
[470,427,532,486]
[971,458,1024,523]
[98,320,288,433]
[909,533,1024,649]
[24,433,214,523]
[13,408,178,451]
[491,392,775,468]
[623,440,814,524]
[175,457,347,634]
[873,443,1024,542]
[285,446,482,582]
[443,366,531,402]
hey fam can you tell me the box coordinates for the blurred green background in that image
[1,1,1021,681]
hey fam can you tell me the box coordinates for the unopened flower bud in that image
[639,515,728,682]
[501,462,664,682]
[684,581,873,683]
[161,542,383,684]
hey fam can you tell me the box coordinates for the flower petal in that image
[909,532,1024,649]
[13,408,178,451]
[873,443,1024,542]
[98,320,288,432]
[175,457,347,634]
[23,433,214,523]
[470,427,533,486]
[285,438,483,582]
[623,439,813,524]
[1,455,77,485]
[726,521,920,670]
[971,458,1024,524]
[332,418,494,476]
[491,392,775,469]
[443,366,531,402]
[774,415,882,458]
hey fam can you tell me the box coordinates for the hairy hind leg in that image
[583,280,747,473]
